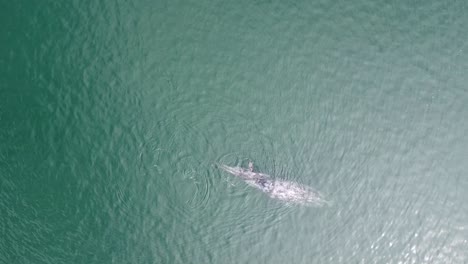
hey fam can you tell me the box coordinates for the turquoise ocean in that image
[2,1,468,263]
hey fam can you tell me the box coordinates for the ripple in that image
[114,183,132,216]
[183,165,212,211]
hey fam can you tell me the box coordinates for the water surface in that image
[2,0,468,263]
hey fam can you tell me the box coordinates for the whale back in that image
[217,164,330,207]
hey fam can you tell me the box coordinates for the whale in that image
[217,163,330,207]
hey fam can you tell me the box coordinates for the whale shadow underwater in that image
[217,162,330,207]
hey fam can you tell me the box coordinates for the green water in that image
[2,0,468,263]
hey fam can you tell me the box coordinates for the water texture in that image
[1,0,468,263]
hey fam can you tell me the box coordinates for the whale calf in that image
[217,163,330,207]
